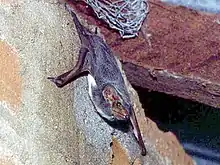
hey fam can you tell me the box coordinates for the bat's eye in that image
[116,102,122,107]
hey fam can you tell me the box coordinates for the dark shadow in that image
[98,113,130,133]
[133,85,220,164]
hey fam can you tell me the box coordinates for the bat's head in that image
[102,85,147,156]
[102,85,130,121]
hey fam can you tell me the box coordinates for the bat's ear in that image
[102,86,113,99]
[102,85,117,100]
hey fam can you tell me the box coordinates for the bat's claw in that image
[141,147,147,156]
[47,76,64,88]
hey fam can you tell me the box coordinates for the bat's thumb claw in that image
[47,77,55,82]
[47,76,64,88]
[47,76,54,79]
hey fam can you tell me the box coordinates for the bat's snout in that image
[112,103,130,121]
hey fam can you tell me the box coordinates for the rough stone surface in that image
[0,1,78,164]
[0,0,193,165]
[68,0,220,108]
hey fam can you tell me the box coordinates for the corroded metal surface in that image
[69,0,220,108]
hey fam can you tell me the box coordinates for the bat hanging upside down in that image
[48,4,147,156]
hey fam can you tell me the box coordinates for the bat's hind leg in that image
[48,47,89,88]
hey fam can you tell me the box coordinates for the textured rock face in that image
[0,0,193,165]
[0,1,79,164]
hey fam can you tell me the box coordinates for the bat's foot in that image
[141,147,147,156]
[47,76,64,88]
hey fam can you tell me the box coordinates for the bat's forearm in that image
[48,47,89,87]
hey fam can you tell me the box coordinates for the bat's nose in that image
[112,109,129,121]
[124,113,129,120]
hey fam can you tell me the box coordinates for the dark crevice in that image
[133,85,220,164]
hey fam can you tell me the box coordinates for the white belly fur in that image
[87,74,113,121]
[87,74,97,98]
